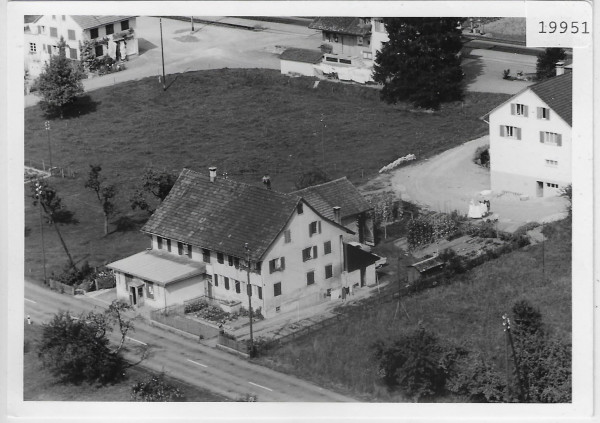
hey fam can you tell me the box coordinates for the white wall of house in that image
[280,60,315,77]
[370,18,389,62]
[490,89,571,198]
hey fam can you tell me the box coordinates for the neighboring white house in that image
[25,15,138,78]
[280,17,388,84]
[107,168,380,318]
[488,70,572,198]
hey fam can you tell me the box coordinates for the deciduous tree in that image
[130,168,177,213]
[36,36,84,118]
[85,164,118,235]
[294,168,331,190]
[373,18,464,110]
[536,48,567,81]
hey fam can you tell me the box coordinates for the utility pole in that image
[502,314,511,401]
[320,114,326,170]
[245,243,254,357]
[159,18,166,91]
[191,16,195,32]
[44,121,53,174]
[35,181,47,284]
[541,221,545,284]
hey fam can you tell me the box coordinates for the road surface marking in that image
[24,298,37,304]
[187,359,208,368]
[248,381,273,392]
[126,336,147,346]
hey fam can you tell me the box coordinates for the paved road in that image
[23,279,356,402]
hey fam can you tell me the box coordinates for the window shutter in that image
[269,259,275,274]
[516,127,522,140]
[510,104,515,115]
[539,131,544,143]
[313,246,318,258]
[557,134,562,146]
[524,106,528,117]
[318,221,322,233]
[280,257,285,270]
[547,109,551,120]
[500,126,505,137]
[537,107,542,119]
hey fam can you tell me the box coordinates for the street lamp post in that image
[35,181,48,284]
[44,121,53,174]
[245,243,254,356]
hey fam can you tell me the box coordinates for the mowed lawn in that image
[24,68,509,280]
[255,219,572,401]
[23,323,227,401]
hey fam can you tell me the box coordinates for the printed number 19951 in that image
[539,21,589,34]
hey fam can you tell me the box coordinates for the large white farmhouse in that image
[488,70,572,198]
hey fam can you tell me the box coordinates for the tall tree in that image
[36,36,84,118]
[85,165,118,235]
[536,48,567,80]
[130,168,177,214]
[30,178,77,270]
[294,168,331,190]
[373,18,464,110]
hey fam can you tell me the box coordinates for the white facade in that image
[489,89,571,198]
[280,59,316,77]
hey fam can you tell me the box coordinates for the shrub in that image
[447,352,506,402]
[131,373,185,402]
[407,217,434,249]
[52,261,94,286]
[502,69,511,80]
[473,145,490,167]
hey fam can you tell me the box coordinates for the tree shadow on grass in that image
[53,209,79,225]
[112,215,149,233]
[461,55,485,89]
[41,95,101,120]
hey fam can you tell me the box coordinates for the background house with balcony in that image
[488,69,572,198]
[107,168,380,318]
[24,15,138,78]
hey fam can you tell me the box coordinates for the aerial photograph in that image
[19,13,575,406]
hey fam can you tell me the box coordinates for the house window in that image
[326,56,339,63]
[233,257,240,268]
[334,35,339,43]
[106,24,114,35]
[512,103,528,116]
[546,183,559,188]
[224,277,230,290]
[202,249,210,263]
[146,282,154,299]
[217,252,224,264]
[309,221,321,237]
[276,306,281,312]
[339,58,352,64]
[258,286,262,300]
[500,125,521,140]
[362,51,373,60]
[538,107,550,120]
[121,20,130,31]
[68,29,76,41]
[47,45,52,54]
[307,271,315,285]
[69,47,77,60]
[157,236,163,250]
[95,44,103,57]
[187,244,192,258]
[177,242,184,255]
[166,239,171,252]
[62,15,66,21]
[50,27,58,38]
[284,229,291,243]
[325,264,333,279]
[545,159,558,167]
[90,27,99,39]
[214,274,219,287]
[324,241,332,255]
[269,257,286,273]
[540,131,562,146]
[297,203,303,214]
[235,280,241,294]
[52,15,56,20]
[357,36,364,46]
[228,255,234,266]
[29,43,36,53]
[302,246,318,262]
[274,282,282,297]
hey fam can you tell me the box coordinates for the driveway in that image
[365,136,568,232]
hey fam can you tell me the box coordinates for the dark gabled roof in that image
[291,177,372,220]
[280,48,323,64]
[346,244,380,272]
[24,15,43,24]
[141,168,300,261]
[529,72,572,126]
[70,15,135,30]
[309,17,371,36]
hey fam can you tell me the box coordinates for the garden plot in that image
[411,234,505,260]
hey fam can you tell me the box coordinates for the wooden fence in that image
[25,159,77,179]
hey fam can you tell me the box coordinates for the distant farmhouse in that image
[488,64,572,198]
[280,17,389,84]
[108,168,380,318]
[25,15,138,78]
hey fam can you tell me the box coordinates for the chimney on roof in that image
[333,206,341,224]
[209,167,217,182]
[556,61,565,76]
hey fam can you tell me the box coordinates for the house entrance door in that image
[536,181,544,197]
[360,268,366,287]
[207,282,213,299]
[130,286,137,306]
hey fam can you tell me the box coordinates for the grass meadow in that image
[255,218,572,401]
[24,68,510,281]
[23,322,227,401]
